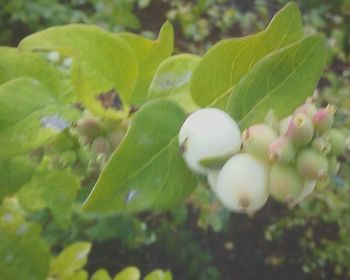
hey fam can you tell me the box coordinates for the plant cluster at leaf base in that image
[179,99,346,213]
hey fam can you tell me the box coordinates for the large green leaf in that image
[17,170,80,228]
[120,22,174,105]
[227,35,327,128]
[148,54,200,111]
[191,2,303,108]
[0,198,50,280]
[82,100,197,213]
[0,47,65,98]
[0,77,79,158]
[18,24,139,119]
[0,156,35,201]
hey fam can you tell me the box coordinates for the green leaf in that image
[148,54,200,111]
[0,77,79,158]
[0,198,50,280]
[17,170,79,228]
[198,153,233,169]
[82,100,197,213]
[191,2,303,108]
[114,267,140,280]
[18,24,139,119]
[0,47,65,98]
[227,34,327,128]
[0,156,35,201]
[144,270,172,280]
[50,242,91,277]
[120,22,174,104]
[91,269,112,280]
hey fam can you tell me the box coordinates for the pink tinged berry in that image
[294,179,316,205]
[286,113,314,147]
[215,153,269,213]
[178,108,241,174]
[312,105,336,133]
[268,136,295,164]
[242,124,277,161]
[279,115,292,135]
[269,164,303,205]
[327,128,346,156]
[295,103,317,118]
[296,149,329,180]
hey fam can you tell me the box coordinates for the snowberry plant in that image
[179,101,345,213]
[0,2,343,280]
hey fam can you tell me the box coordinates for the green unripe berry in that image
[269,164,303,204]
[296,149,329,180]
[311,136,331,155]
[327,128,346,156]
[286,113,314,147]
[312,105,336,133]
[268,136,295,164]
[242,124,277,161]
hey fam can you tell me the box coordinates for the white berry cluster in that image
[179,102,346,214]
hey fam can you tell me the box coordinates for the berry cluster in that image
[179,101,346,214]
[74,112,125,162]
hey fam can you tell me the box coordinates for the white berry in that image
[215,153,269,213]
[179,108,241,174]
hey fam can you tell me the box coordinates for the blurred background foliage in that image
[1,0,350,279]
